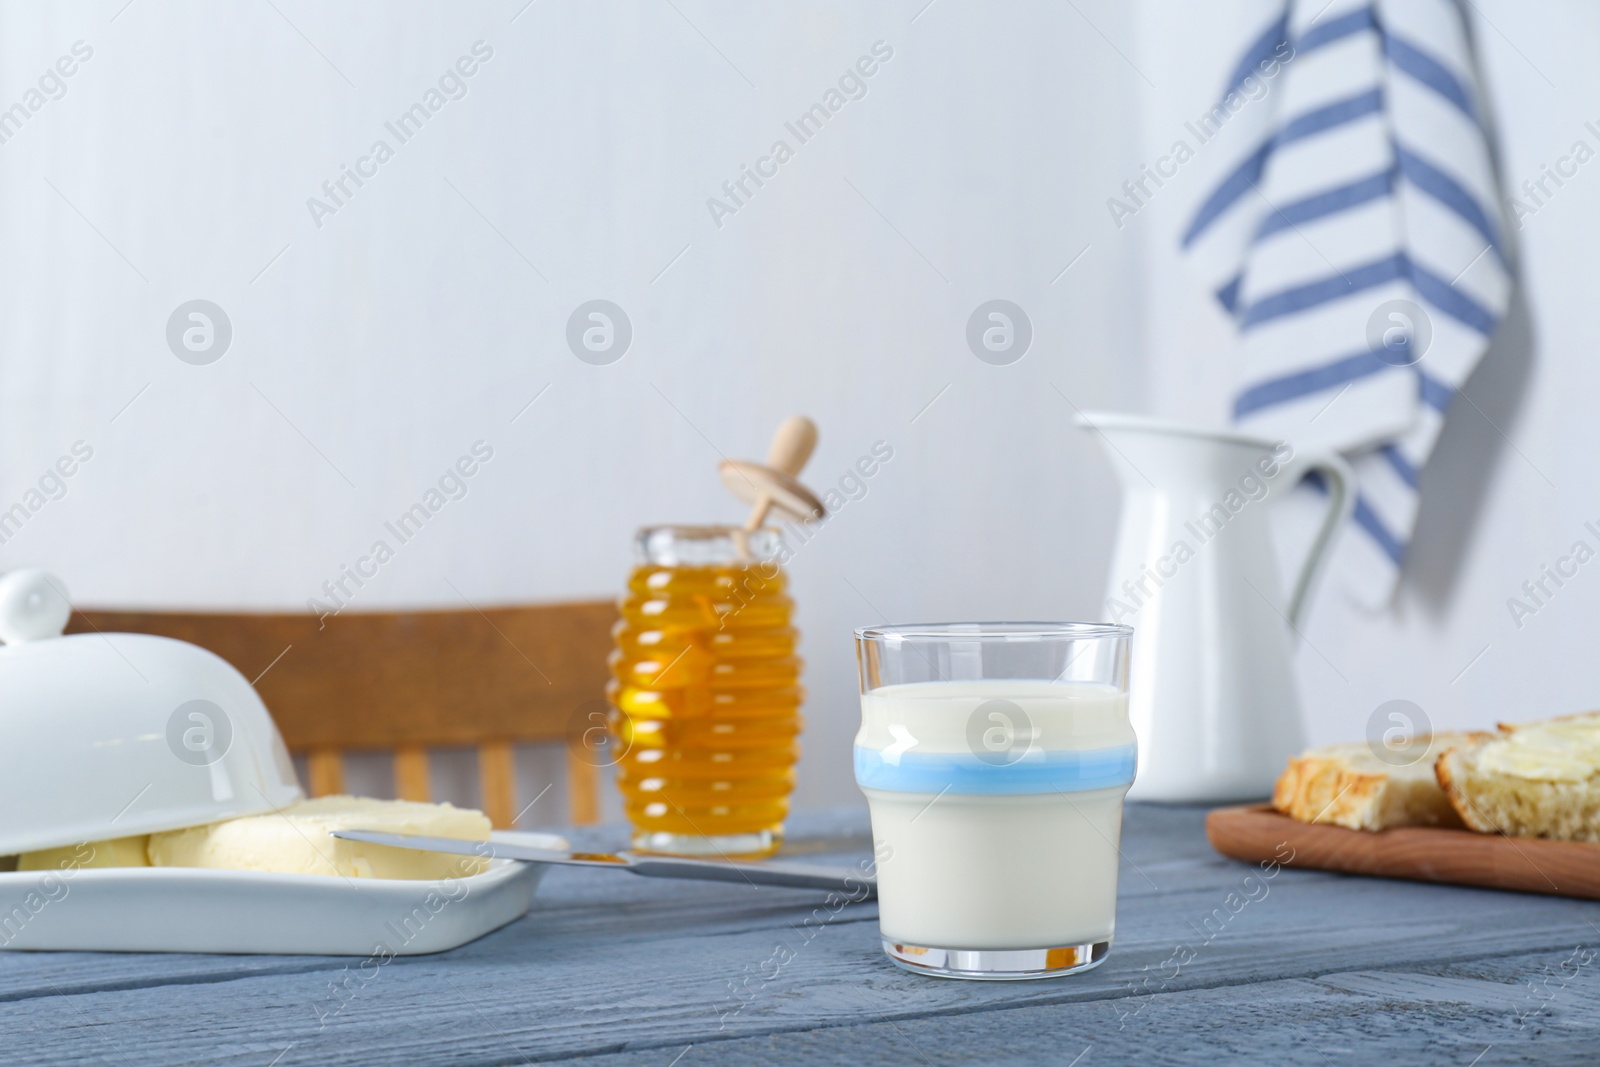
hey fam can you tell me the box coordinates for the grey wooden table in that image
[4,804,1597,1066]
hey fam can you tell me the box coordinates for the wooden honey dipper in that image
[719,416,827,532]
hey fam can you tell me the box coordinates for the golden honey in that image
[607,526,801,858]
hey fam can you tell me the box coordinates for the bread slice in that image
[1436,712,1600,841]
[1273,733,1485,830]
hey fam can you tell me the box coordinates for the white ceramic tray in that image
[0,831,565,955]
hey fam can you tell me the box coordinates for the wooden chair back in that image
[65,602,618,828]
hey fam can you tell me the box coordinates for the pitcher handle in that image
[1278,447,1356,633]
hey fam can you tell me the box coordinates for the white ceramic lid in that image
[0,570,303,855]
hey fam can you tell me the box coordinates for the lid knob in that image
[0,569,71,644]
[717,415,827,531]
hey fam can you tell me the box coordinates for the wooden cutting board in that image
[1206,804,1600,901]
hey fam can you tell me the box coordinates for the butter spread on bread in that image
[1437,712,1600,841]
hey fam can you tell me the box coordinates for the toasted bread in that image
[1272,733,1485,830]
[1436,711,1600,841]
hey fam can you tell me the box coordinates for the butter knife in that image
[331,830,876,898]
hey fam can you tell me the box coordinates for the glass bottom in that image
[630,828,780,859]
[882,937,1111,980]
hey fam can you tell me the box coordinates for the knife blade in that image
[331,830,877,898]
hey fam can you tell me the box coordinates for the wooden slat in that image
[392,746,431,802]
[65,602,617,750]
[566,749,601,826]
[477,741,516,829]
[5,806,1600,1065]
[306,749,344,797]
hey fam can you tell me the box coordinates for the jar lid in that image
[0,570,303,855]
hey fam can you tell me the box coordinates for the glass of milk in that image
[854,622,1135,980]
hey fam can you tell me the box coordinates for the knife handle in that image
[625,855,877,899]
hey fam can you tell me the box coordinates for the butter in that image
[147,796,492,880]
[18,835,150,871]
[1477,720,1600,782]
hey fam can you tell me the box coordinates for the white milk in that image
[856,680,1135,950]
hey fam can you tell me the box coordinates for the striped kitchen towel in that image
[1182,0,1511,608]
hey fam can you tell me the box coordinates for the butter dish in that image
[0,568,552,955]
[0,831,562,954]
[0,569,303,855]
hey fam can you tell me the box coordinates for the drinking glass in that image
[854,622,1135,980]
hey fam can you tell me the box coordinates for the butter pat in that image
[148,796,492,880]
[1477,719,1600,782]
[1437,712,1600,840]
[18,835,150,871]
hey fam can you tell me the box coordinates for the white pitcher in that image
[1076,412,1354,802]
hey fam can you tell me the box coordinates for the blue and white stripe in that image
[1183,0,1510,607]
[853,744,1138,795]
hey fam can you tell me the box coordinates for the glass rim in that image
[854,621,1132,642]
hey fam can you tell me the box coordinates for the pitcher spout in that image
[1074,411,1292,492]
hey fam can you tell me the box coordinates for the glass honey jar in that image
[607,525,801,859]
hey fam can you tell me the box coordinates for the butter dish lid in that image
[0,570,304,855]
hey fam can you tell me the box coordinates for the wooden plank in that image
[2,804,1588,1003]
[7,806,1600,1067]
[5,890,1593,1066]
[1208,803,1600,900]
[306,749,344,797]
[65,602,617,749]
[391,746,430,802]
[565,953,1600,1066]
[477,741,515,828]
[566,748,601,826]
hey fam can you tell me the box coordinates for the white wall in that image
[17,0,1582,823]
[1131,1,1600,745]
[0,1,1147,821]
